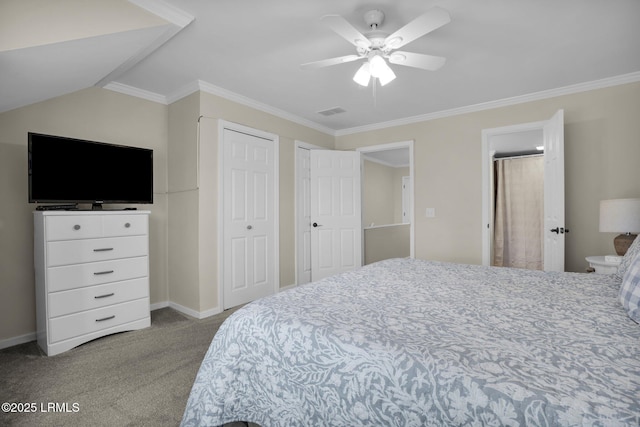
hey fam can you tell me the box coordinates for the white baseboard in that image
[0,332,37,351]
[168,301,222,319]
[279,283,297,292]
[150,301,170,311]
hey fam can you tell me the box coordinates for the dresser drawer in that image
[47,257,148,292]
[48,298,149,344]
[103,214,147,237]
[46,215,103,241]
[47,235,148,267]
[48,277,149,318]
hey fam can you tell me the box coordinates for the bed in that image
[181,255,640,426]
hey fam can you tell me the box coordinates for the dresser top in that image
[34,210,150,216]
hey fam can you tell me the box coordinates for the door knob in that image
[247,225,252,230]
[550,227,569,234]
[312,222,322,227]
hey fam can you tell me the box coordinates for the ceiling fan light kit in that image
[353,62,371,86]
[302,7,451,88]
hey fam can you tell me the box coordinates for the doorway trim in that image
[294,140,324,286]
[481,120,546,266]
[356,140,415,260]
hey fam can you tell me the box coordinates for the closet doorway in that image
[481,110,566,272]
[220,122,279,309]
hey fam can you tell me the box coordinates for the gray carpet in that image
[0,307,242,427]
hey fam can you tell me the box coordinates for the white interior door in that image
[543,109,565,272]
[310,150,362,281]
[222,127,277,309]
[296,146,312,285]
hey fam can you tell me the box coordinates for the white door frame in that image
[218,120,279,309]
[481,114,564,269]
[356,140,415,260]
[294,141,324,286]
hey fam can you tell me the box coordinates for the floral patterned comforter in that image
[181,258,640,426]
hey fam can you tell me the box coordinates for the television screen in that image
[28,133,153,206]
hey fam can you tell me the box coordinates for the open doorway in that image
[481,110,566,271]
[491,130,544,270]
[357,141,414,264]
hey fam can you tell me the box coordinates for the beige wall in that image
[363,160,396,226]
[362,160,409,226]
[199,92,334,295]
[1,79,638,344]
[0,0,168,52]
[167,92,201,311]
[364,224,411,265]
[337,81,640,271]
[0,87,169,342]
[166,91,335,313]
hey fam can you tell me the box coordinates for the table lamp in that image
[599,198,640,256]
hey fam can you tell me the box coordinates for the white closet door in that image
[223,128,276,309]
[310,150,362,281]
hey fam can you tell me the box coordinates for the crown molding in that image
[105,71,640,138]
[334,71,640,136]
[106,78,336,136]
[190,80,336,136]
[103,82,168,104]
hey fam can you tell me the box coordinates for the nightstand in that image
[585,256,621,275]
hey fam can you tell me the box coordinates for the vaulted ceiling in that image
[2,0,640,135]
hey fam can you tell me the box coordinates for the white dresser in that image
[34,210,151,356]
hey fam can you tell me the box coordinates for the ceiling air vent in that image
[317,107,346,116]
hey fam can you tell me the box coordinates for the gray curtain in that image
[493,156,544,270]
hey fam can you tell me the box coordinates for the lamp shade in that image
[599,198,640,233]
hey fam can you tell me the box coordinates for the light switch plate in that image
[426,208,435,218]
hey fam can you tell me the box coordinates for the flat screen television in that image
[28,132,153,209]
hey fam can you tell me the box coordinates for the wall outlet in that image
[426,208,436,218]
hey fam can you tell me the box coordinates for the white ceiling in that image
[3,0,640,135]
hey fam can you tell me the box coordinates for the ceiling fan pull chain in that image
[373,78,377,107]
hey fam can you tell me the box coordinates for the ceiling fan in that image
[301,7,451,87]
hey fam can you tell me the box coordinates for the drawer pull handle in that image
[73,225,81,230]
[93,270,114,276]
[94,293,115,299]
[93,248,114,252]
[125,223,131,228]
[95,315,115,322]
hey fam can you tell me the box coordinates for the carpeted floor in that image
[0,307,242,427]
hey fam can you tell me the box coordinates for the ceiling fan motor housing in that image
[364,9,384,29]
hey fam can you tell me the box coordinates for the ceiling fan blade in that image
[384,7,450,50]
[321,15,372,49]
[388,51,446,71]
[300,55,362,70]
